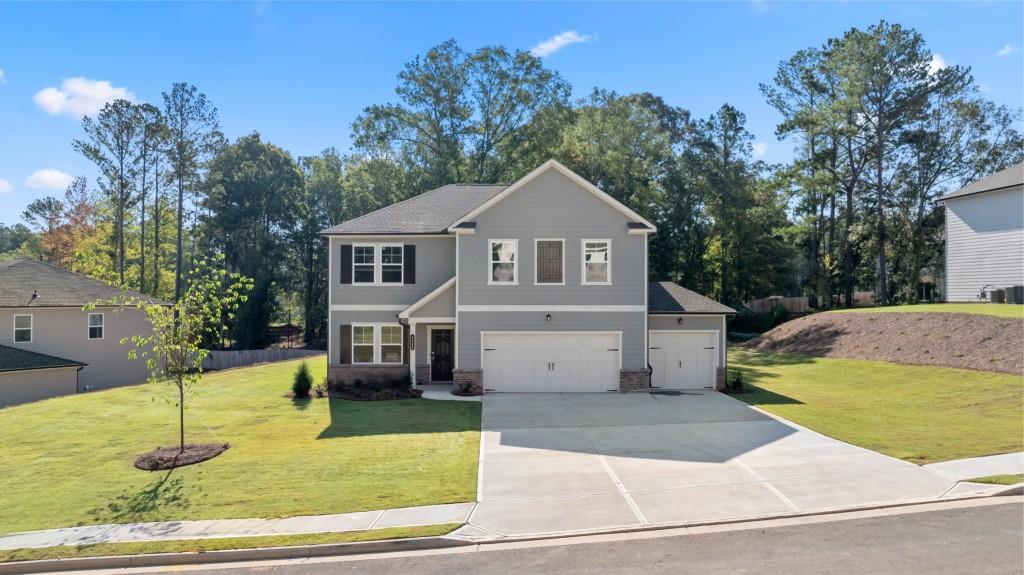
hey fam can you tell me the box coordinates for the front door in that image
[430,329,454,383]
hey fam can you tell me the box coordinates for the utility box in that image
[991,289,1006,303]
[1005,285,1024,304]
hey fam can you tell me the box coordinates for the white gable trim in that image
[446,159,657,233]
[398,277,456,319]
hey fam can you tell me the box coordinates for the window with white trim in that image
[88,313,104,340]
[489,239,517,284]
[582,240,611,284]
[13,314,31,343]
[381,245,403,284]
[535,239,564,285]
[352,325,375,363]
[379,325,404,364]
[353,245,376,284]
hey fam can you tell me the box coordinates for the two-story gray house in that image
[321,160,735,394]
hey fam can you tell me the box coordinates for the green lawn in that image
[0,357,480,535]
[830,303,1024,318]
[729,349,1024,464]
[0,524,457,564]
[967,474,1024,486]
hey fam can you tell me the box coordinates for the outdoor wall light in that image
[677,317,684,325]
[546,313,552,322]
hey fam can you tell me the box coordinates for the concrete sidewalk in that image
[0,503,475,551]
[924,452,1024,481]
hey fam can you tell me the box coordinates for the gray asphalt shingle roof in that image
[320,184,509,235]
[0,259,168,308]
[0,344,85,372]
[648,281,736,314]
[937,162,1024,201]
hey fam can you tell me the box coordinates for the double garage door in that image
[482,332,620,392]
[649,331,718,390]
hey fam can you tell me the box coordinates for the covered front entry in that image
[481,332,620,393]
[649,331,718,389]
[429,328,454,383]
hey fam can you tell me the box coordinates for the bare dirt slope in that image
[745,311,1024,375]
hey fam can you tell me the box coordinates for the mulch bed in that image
[744,311,1024,375]
[329,388,423,401]
[134,443,230,471]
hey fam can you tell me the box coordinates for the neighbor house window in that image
[489,239,517,284]
[88,313,104,340]
[535,239,564,285]
[381,245,403,284]
[582,240,611,284]
[13,314,31,343]
[353,245,376,284]
[352,325,375,364]
[379,325,403,364]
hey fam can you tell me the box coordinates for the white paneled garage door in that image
[481,332,620,392]
[649,331,718,389]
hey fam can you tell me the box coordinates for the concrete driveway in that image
[461,391,963,538]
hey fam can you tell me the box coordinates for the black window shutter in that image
[339,324,351,364]
[404,245,416,284]
[340,244,352,284]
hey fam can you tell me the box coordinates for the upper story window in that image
[13,314,32,343]
[353,245,376,284]
[535,239,564,285]
[88,313,104,340]
[489,239,518,285]
[381,245,403,284]
[582,239,611,285]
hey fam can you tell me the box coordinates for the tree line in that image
[6,20,1020,348]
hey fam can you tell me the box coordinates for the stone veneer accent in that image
[453,369,483,394]
[619,369,651,393]
[415,364,431,386]
[716,367,727,391]
[328,365,408,386]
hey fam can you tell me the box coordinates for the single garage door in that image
[482,332,620,392]
[649,331,718,389]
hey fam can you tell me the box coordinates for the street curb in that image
[2,494,1020,574]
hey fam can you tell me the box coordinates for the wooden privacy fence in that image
[202,349,324,371]
[745,296,810,315]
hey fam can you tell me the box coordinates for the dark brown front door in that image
[430,329,454,383]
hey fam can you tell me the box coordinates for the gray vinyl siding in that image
[0,366,80,408]
[648,315,727,366]
[458,311,646,370]
[457,168,647,305]
[329,236,455,306]
[410,283,455,318]
[0,307,151,391]
[328,310,406,366]
[944,186,1024,302]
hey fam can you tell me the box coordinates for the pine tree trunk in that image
[175,168,184,302]
[875,133,888,307]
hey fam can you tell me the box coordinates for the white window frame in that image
[488,239,518,286]
[13,314,32,343]
[351,324,376,364]
[581,239,612,285]
[352,244,377,285]
[379,244,404,286]
[533,238,565,286]
[88,312,104,340]
[379,324,404,365]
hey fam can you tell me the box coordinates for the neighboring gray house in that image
[0,259,164,407]
[937,162,1024,302]
[321,160,735,394]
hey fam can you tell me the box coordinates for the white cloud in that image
[752,141,769,158]
[979,83,992,93]
[26,169,74,190]
[928,54,947,76]
[530,30,592,58]
[0,69,5,84]
[33,77,134,118]
[997,43,1021,57]
[0,179,12,194]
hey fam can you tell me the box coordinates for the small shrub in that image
[314,384,327,398]
[292,362,312,398]
[730,370,744,392]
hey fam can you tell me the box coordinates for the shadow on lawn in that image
[317,396,479,440]
[86,470,192,525]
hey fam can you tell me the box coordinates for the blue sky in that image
[1,1,1021,225]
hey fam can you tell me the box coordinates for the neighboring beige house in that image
[938,162,1024,302]
[0,259,166,407]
